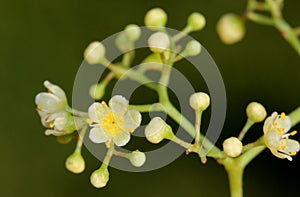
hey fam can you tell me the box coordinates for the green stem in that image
[122,51,135,68]
[238,119,254,141]
[266,0,281,18]
[246,12,274,26]
[194,111,202,144]
[74,125,88,154]
[129,103,164,113]
[101,143,115,169]
[293,27,300,36]
[224,159,244,197]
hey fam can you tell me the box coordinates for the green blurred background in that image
[1,0,300,196]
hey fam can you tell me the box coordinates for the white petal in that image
[270,149,289,160]
[44,81,67,101]
[88,102,107,123]
[45,129,66,136]
[285,139,300,152]
[275,115,292,133]
[113,131,130,146]
[89,127,108,143]
[123,110,142,133]
[263,112,277,134]
[35,93,64,112]
[109,95,128,114]
[264,131,280,149]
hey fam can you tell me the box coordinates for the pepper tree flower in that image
[35,81,79,136]
[263,112,300,161]
[88,95,141,147]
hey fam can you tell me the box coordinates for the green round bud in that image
[89,83,106,100]
[84,41,106,64]
[90,168,109,188]
[145,117,174,144]
[187,12,206,31]
[246,102,267,123]
[189,92,210,111]
[125,24,141,42]
[148,32,170,53]
[128,150,146,167]
[223,137,243,158]
[144,8,167,30]
[184,40,202,56]
[65,152,85,174]
[217,13,245,45]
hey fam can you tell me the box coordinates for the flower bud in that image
[124,24,141,42]
[246,102,267,123]
[144,8,167,30]
[148,32,170,53]
[187,12,206,31]
[183,40,202,56]
[189,92,210,111]
[84,41,106,64]
[223,137,243,157]
[217,13,245,45]
[128,150,146,167]
[90,168,109,188]
[145,117,174,144]
[65,152,85,174]
[89,82,106,100]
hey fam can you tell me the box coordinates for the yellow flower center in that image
[100,112,124,137]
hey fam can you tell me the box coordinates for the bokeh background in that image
[1,0,300,196]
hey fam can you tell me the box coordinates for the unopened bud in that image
[246,102,267,123]
[65,152,85,174]
[89,82,106,100]
[148,32,170,53]
[183,40,202,56]
[145,117,174,144]
[128,150,146,167]
[84,41,106,64]
[187,12,206,31]
[217,13,245,45]
[90,168,109,188]
[223,137,243,157]
[189,92,210,111]
[144,8,167,30]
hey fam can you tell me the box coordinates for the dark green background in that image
[1,0,300,196]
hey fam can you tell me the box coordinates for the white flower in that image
[88,95,141,147]
[35,80,67,113]
[35,81,78,136]
[263,112,300,161]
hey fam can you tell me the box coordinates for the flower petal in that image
[264,131,280,150]
[270,149,291,160]
[263,112,277,134]
[285,139,300,153]
[89,127,108,143]
[123,109,142,133]
[275,115,292,134]
[44,81,67,102]
[113,131,130,146]
[88,102,107,123]
[35,93,64,112]
[109,95,128,114]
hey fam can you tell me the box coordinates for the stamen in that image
[273,121,278,127]
[49,122,55,128]
[86,119,93,124]
[37,105,42,110]
[290,151,297,156]
[280,141,286,150]
[280,112,286,119]
[290,130,297,136]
